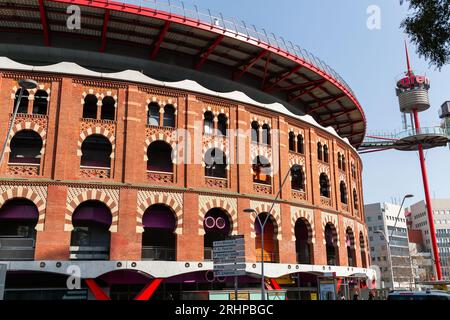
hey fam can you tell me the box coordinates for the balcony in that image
[253,183,272,195]
[80,166,111,179]
[256,251,279,263]
[320,197,332,207]
[147,170,174,183]
[69,246,109,260]
[0,237,35,261]
[142,246,176,261]
[292,189,307,201]
[205,177,228,189]
[6,163,40,177]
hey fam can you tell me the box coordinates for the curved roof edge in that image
[0,56,358,152]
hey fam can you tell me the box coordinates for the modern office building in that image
[365,203,413,289]
[408,199,450,280]
[0,0,373,300]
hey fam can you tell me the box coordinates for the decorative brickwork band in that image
[198,196,237,236]
[136,190,183,234]
[249,200,281,240]
[65,188,119,232]
[0,185,47,231]
[290,207,315,243]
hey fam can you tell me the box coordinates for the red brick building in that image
[0,0,373,300]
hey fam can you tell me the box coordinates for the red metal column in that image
[85,279,111,300]
[412,109,442,280]
[134,279,163,300]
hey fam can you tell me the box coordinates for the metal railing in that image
[256,251,279,263]
[69,246,110,260]
[0,237,35,260]
[108,0,355,96]
[364,126,449,144]
[142,246,176,261]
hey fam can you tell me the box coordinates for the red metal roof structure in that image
[0,0,366,147]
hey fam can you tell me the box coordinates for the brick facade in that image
[0,71,369,268]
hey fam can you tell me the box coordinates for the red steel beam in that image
[264,65,302,92]
[261,53,272,89]
[85,279,111,300]
[150,20,171,60]
[289,82,327,103]
[195,34,225,70]
[306,94,345,114]
[134,279,163,300]
[271,79,326,93]
[233,50,269,81]
[100,9,110,52]
[38,0,50,46]
[321,108,356,125]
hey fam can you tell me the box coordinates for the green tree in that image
[400,0,450,69]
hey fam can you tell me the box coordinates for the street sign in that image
[213,257,246,264]
[212,250,244,258]
[214,269,246,277]
[213,263,246,271]
[213,238,245,247]
[213,245,245,253]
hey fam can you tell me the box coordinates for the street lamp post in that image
[244,164,301,300]
[0,79,38,168]
[375,194,414,291]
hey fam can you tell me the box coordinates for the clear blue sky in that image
[140,0,450,204]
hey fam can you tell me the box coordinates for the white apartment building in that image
[365,202,413,289]
[409,199,450,279]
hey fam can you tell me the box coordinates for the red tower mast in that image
[401,43,442,280]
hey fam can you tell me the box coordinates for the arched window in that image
[203,208,231,260]
[295,218,312,264]
[141,204,177,261]
[255,213,279,263]
[317,142,323,161]
[9,130,43,165]
[251,121,259,143]
[147,141,173,173]
[217,114,227,136]
[32,90,48,115]
[341,155,346,171]
[291,165,305,191]
[353,189,358,210]
[261,124,271,145]
[252,156,271,185]
[360,232,368,268]
[80,135,112,168]
[340,181,348,204]
[323,144,329,163]
[0,199,38,261]
[325,223,338,266]
[319,173,330,198]
[14,88,29,114]
[203,111,214,135]
[100,96,115,121]
[204,148,227,179]
[351,163,356,179]
[346,228,356,267]
[147,102,160,126]
[297,134,304,154]
[338,153,342,170]
[70,200,112,260]
[83,94,98,119]
[163,104,175,127]
[288,132,295,151]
